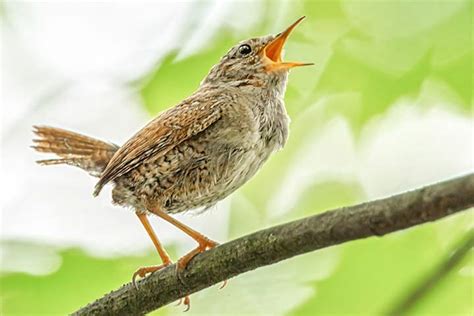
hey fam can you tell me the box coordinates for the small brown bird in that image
[32,16,311,308]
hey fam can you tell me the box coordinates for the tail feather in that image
[32,126,119,177]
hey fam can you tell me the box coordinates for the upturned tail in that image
[32,126,119,177]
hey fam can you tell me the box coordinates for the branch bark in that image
[73,173,474,316]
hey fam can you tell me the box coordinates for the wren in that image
[33,16,312,310]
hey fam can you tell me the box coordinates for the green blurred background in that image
[1,0,473,315]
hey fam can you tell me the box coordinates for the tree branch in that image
[73,173,474,316]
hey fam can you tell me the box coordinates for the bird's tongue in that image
[265,36,285,63]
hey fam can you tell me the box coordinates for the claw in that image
[132,263,170,289]
[183,296,191,312]
[173,239,218,312]
[132,270,142,290]
[219,279,228,289]
[176,296,191,311]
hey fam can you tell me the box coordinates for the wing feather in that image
[93,92,223,196]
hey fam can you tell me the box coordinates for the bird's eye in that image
[238,44,252,56]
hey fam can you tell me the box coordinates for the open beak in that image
[262,16,313,72]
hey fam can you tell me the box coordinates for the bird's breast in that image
[255,97,290,152]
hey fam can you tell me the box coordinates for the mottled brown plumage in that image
[32,16,311,310]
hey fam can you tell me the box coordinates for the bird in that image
[32,16,312,309]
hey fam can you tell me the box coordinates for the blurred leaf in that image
[290,215,473,315]
[228,194,266,238]
[303,0,346,20]
[340,0,467,39]
[405,248,473,316]
[433,51,473,109]
[313,42,431,132]
[288,180,364,218]
[1,243,176,315]
[395,226,474,316]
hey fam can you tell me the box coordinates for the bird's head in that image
[202,16,312,94]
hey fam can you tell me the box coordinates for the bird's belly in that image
[111,139,275,214]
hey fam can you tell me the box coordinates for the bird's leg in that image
[132,212,172,288]
[146,205,226,311]
[148,207,219,269]
[134,211,192,310]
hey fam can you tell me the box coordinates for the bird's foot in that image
[132,262,171,289]
[177,237,219,270]
[173,238,218,312]
[132,262,192,311]
[176,238,228,291]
